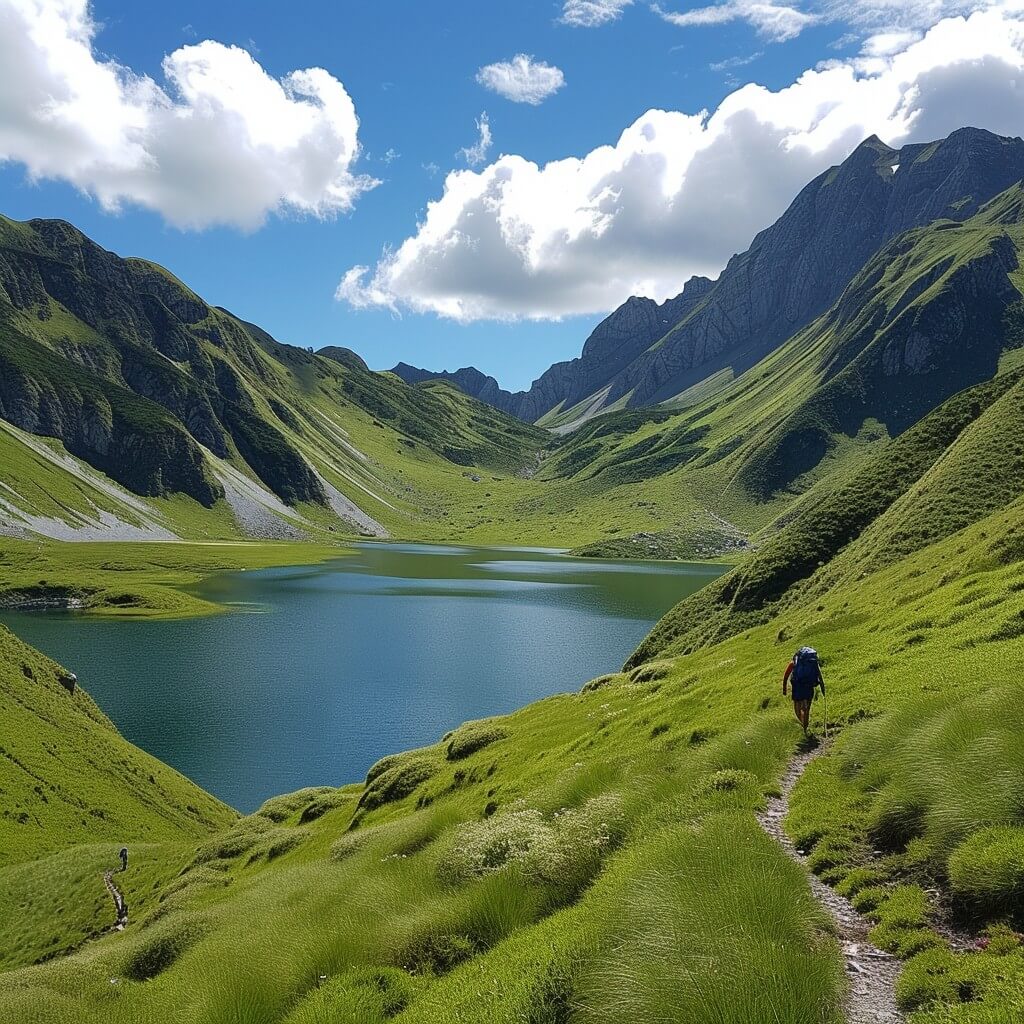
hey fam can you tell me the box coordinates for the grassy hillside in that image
[2,189,1023,582]
[0,214,556,550]
[0,624,235,968]
[0,625,233,867]
[1,438,1022,1020]
[2,166,1024,1024]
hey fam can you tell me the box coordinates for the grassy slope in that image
[0,624,236,968]
[1,462,1022,1021]
[2,195,1024,1024]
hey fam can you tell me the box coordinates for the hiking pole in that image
[822,689,829,740]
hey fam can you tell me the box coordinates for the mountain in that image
[405,128,1024,430]
[390,278,714,427]
[390,361,517,412]
[0,216,549,544]
[4,325,1024,1021]
[5,169,1024,575]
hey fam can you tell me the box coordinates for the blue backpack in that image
[793,647,819,685]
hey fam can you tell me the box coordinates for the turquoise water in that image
[0,544,723,812]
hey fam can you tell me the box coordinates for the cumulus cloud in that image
[458,113,493,167]
[339,4,1024,322]
[653,1,818,42]
[560,0,635,27]
[476,55,566,105]
[0,0,376,229]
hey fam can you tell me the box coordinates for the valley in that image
[2,125,1024,1024]
[0,545,722,811]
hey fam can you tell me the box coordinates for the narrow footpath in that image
[102,870,128,931]
[757,743,904,1024]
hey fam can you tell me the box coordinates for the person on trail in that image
[783,647,825,734]
[119,847,128,872]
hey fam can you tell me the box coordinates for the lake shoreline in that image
[1,544,726,811]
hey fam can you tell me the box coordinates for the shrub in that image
[330,832,367,863]
[581,674,619,693]
[399,931,478,975]
[123,913,209,981]
[256,787,334,823]
[948,826,1024,922]
[835,866,885,898]
[365,753,405,785]
[251,828,310,863]
[192,816,273,864]
[299,791,351,823]
[359,758,438,812]
[446,722,508,762]
[896,947,974,1011]
[867,792,928,852]
[693,768,758,797]
[439,794,625,891]
[629,662,672,685]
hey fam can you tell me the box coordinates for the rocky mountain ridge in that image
[395,128,1024,428]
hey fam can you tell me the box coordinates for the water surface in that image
[1,544,724,811]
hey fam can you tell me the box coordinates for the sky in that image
[1,2,1023,391]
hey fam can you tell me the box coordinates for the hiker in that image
[119,847,128,872]
[783,647,825,733]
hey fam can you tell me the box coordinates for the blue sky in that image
[1,1,1021,390]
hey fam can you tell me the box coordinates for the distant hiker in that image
[783,647,825,734]
[119,847,128,872]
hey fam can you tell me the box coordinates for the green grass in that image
[0,626,233,867]
[3,184,1024,1024]
[0,537,357,618]
[2,423,1024,1022]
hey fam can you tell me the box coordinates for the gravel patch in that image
[0,492,177,542]
[314,470,388,537]
[208,455,309,541]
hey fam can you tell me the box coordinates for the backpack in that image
[792,647,819,685]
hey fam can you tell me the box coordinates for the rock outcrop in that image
[396,129,1024,428]
[0,216,327,507]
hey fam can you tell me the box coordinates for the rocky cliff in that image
[390,278,713,422]
[396,128,1024,428]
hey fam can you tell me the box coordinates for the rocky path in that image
[102,870,128,932]
[757,743,904,1024]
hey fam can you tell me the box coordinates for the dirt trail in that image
[757,743,904,1024]
[102,870,128,931]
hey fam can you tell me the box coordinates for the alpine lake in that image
[0,544,725,812]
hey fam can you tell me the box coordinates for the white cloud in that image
[458,112,493,167]
[339,4,1024,323]
[0,0,376,229]
[710,51,764,70]
[654,0,1001,46]
[476,55,566,105]
[560,1,635,27]
[653,1,818,42]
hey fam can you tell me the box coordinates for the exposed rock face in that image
[0,217,326,507]
[604,128,1024,411]
[391,277,713,421]
[397,128,1024,427]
